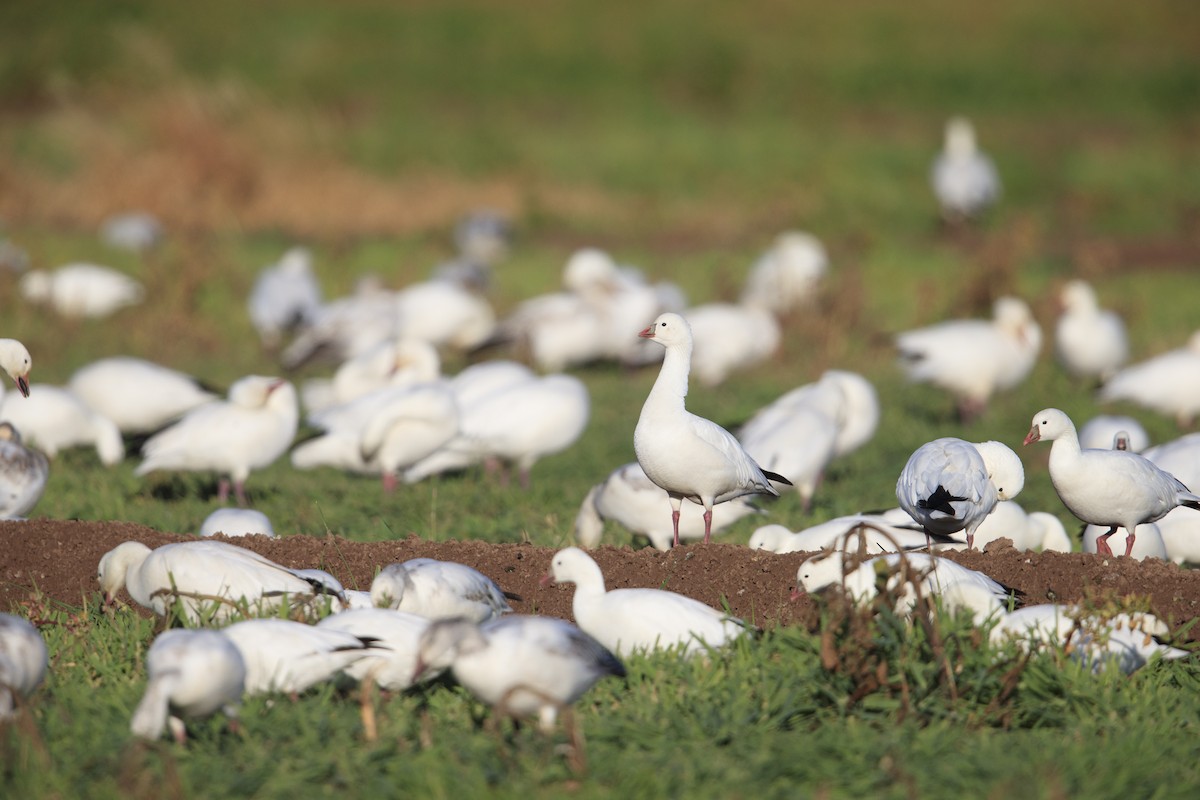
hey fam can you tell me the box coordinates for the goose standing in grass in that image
[19,263,144,318]
[0,339,31,398]
[896,438,1025,549]
[199,507,276,538]
[97,539,337,622]
[68,356,219,435]
[414,615,625,732]
[1023,408,1200,557]
[0,613,48,721]
[136,376,298,505]
[1097,330,1200,427]
[740,231,829,315]
[0,383,124,465]
[317,609,433,691]
[370,558,515,622]
[1054,279,1128,382]
[930,117,1000,222]
[895,297,1041,422]
[634,312,790,547]
[0,423,49,519]
[129,629,246,744]
[248,246,324,350]
[574,462,761,551]
[544,547,750,657]
[221,619,378,697]
[684,303,781,387]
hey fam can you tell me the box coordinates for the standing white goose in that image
[220,619,378,697]
[136,376,299,505]
[895,297,1041,422]
[97,539,335,622]
[68,356,218,435]
[1097,330,1200,427]
[1054,279,1128,382]
[369,558,515,622]
[896,438,1025,549]
[414,615,625,732]
[1023,408,1200,557]
[740,231,829,315]
[0,613,48,720]
[129,629,246,744]
[0,423,49,519]
[544,547,750,657]
[248,246,324,349]
[684,303,781,387]
[634,312,790,547]
[930,117,1000,222]
[0,339,31,398]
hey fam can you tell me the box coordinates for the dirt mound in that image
[3,520,1199,641]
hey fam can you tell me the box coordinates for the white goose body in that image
[740,231,829,315]
[199,508,276,538]
[221,619,377,696]
[0,613,48,720]
[634,312,787,546]
[370,558,513,623]
[19,263,144,318]
[749,511,934,555]
[1054,280,1128,380]
[415,615,625,731]
[0,383,124,465]
[317,608,433,691]
[547,547,749,657]
[684,303,781,387]
[68,356,218,434]
[136,376,298,504]
[1077,415,1150,452]
[1097,331,1200,427]
[795,551,1009,613]
[896,437,1025,548]
[97,539,330,623]
[574,462,760,551]
[1024,408,1200,557]
[129,629,245,743]
[0,422,49,519]
[969,501,1073,553]
[247,246,324,348]
[930,117,1000,221]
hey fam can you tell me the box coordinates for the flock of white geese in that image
[3,121,1200,739]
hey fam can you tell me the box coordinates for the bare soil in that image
[4,520,1199,641]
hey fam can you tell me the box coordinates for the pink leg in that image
[1123,530,1136,558]
[966,532,975,550]
[217,479,231,504]
[672,508,681,548]
[381,472,398,493]
[235,481,248,507]
[702,507,713,544]
[1096,527,1116,557]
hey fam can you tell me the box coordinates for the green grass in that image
[1,0,1199,797]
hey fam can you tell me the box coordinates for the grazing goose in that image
[392,280,496,352]
[896,438,1025,549]
[684,303,781,387]
[370,558,515,623]
[544,547,750,657]
[280,278,399,370]
[129,629,246,744]
[1097,330,1200,427]
[634,312,790,547]
[749,511,939,555]
[1054,279,1128,381]
[97,539,335,623]
[221,619,378,696]
[895,296,1041,422]
[414,615,625,731]
[301,338,441,414]
[740,231,829,315]
[199,508,276,538]
[930,117,1000,222]
[248,247,324,349]
[19,263,144,318]
[68,356,218,435]
[317,609,433,691]
[0,384,124,465]
[0,422,49,519]
[0,613,48,720]
[574,462,761,551]
[0,339,31,397]
[136,376,298,505]
[1023,408,1200,557]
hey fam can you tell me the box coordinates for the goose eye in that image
[660,321,667,327]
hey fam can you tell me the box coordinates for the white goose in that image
[544,547,750,657]
[1077,415,1150,452]
[749,511,937,555]
[414,615,625,731]
[0,613,48,720]
[317,608,433,691]
[392,280,495,352]
[68,356,218,435]
[634,312,790,547]
[301,337,440,414]
[0,422,49,519]
[247,246,324,349]
[896,438,1025,548]
[369,558,515,623]
[574,462,761,551]
[930,117,1000,222]
[220,619,377,696]
[739,401,838,512]
[684,303,781,387]
[969,501,1073,553]
[0,339,31,398]
[129,629,246,744]
[740,231,829,315]
[895,296,1041,421]
[0,383,124,465]
[1143,433,1200,564]
[199,508,276,538]
[97,539,335,622]
[136,376,298,505]
[1023,408,1200,557]
[1082,522,1167,561]
[100,211,163,252]
[19,263,144,318]
[1097,330,1200,427]
[1054,279,1128,381]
